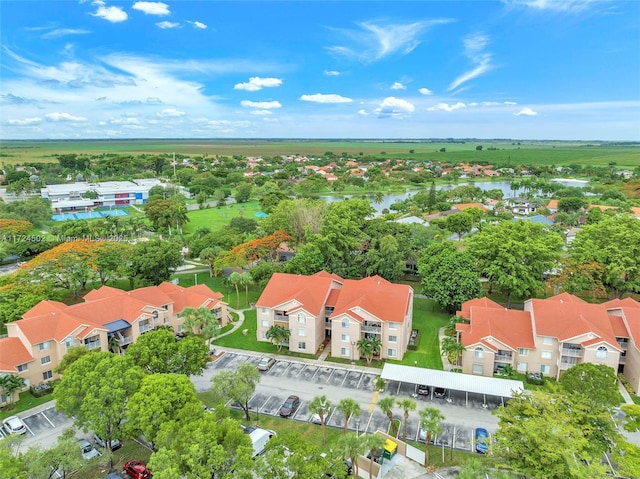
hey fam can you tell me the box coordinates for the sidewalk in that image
[618,379,634,405]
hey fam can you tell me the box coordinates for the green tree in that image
[128,239,183,286]
[418,241,481,313]
[397,398,416,441]
[255,434,331,479]
[440,336,466,366]
[53,345,93,375]
[427,181,437,213]
[238,271,253,306]
[419,407,444,466]
[181,307,221,348]
[621,404,640,432]
[338,433,363,479]
[308,395,332,444]
[446,212,474,241]
[265,324,291,352]
[227,271,242,307]
[283,243,324,275]
[23,428,88,479]
[234,183,253,203]
[558,363,619,408]
[356,336,382,364]
[363,433,386,479]
[0,374,25,408]
[127,373,202,448]
[210,363,261,421]
[126,328,209,376]
[378,396,398,437]
[467,221,563,307]
[199,246,222,277]
[337,398,361,435]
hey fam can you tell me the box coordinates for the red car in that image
[124,460,152,479]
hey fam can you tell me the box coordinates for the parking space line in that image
[325,369,335,383]
[340,372,348,388]
[41,411,55,428]
[310,367,320,381]
[259,396,272,412]
[369,390,379,413]
[23,421,35,437]
[356,373,365,390]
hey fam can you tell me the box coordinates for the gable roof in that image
[458,297,503,319]
[255,272,339,316]
[0,337,33,373]
[457,307,535,350]
[604,298,640,345]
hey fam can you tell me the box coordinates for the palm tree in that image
[373,191,384,205]
[182,307,220,348]
[378,396,398,437]
[356,336,382,364]
[337,398,361,435]
[338,433,362,479]
[227,271,242,307]
[363,433,386,479]
[440,336,466,367]
[308,395,332,444]
[200,247,221,277]
[238,271,253,307]
[397,398,416,441]
[0,374,26,408]
[419,407,445,466]
[265,325,291,351]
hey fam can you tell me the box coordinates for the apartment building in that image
[256,271,414,361]
[455,293,640,392]
[0,282,227,404]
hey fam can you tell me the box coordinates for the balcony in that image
[559,360,579,370]
[325,321,332,329]
[86,341,101,350]
[494,354,513,363]
[561,348,583,358]
[274,313,289,322]
[118,336,133,346]
[139,324,153,334]
[362,324,382,334]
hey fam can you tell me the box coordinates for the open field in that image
[1,139,638,167]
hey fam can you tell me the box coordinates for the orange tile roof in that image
[454,203,487,211]
[256,272,339,316]
[608,314,630,338]
[458,297,503,319]
[604,298,640,345]
[0,337,33,372]
[546,200,559,209]
[457,307,535,350]
[330,275,412,323]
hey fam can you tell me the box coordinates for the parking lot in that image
[1,406,75,450]
[206,351,499,452]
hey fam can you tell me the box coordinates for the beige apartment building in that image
[456,293,640,393]
[256,271,414,361]
[0,282,227,405]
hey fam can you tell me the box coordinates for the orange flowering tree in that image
[0,219,33,237]
[213,230,292,273]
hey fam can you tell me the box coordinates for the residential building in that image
[0,282,227,404]
[455,293,640,393]
[256,272,414,361]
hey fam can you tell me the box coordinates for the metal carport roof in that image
[104,319,131,334]
[381,364,524,398]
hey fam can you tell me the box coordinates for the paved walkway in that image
[618,379,634,405]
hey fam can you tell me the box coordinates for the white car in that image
[2,416,27,435]
[78,438,101,460]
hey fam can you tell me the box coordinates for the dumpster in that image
[383,438,397,460]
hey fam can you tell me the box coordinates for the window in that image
[38,341,50,351]
[543,337,553,345]
[541,350,553,359]
[42,370,53,381]
[387,349,397,358]
[596,346,608,359]
[341,334,350,342]
[298,342,306,350]
[517,362,527,372]
[298,329,306,337]
[261,332,267,339]
[388,322,397,330]
[472,364,484,375]
[540,365,550,374]
[17,363,28,372]
[164,316,169,324]
[41,356,51,365]
[342,319,349,329]
[389,335,397,343]
[474,347,484,359]
[518,348,529,356]
[340,347,349,356]
[262,320,269,327]
[64,337,75,350]
[261,308,267,314]
[297,314,305,324]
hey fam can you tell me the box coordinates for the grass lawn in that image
[0,393,55,420]
[172,271,262,308]
[184,200,261,235]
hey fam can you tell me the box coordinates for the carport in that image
[380,364,524,406]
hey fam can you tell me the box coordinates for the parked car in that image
[2,416,27,435]
[433,387,447,398]
[416,384,430,395]
[475,428,489,454]
[242,425,277,457]
[257,357,276,371]
[310,412,323,425]
[78,438,101,460]
[124,460,152,479]
[93,433,122,451]
[278,395,300,417]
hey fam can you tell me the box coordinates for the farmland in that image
[1,139,639,168]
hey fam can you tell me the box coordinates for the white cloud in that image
[327,19,454,62]
[300,94,353,104]
[375,96,415,118]
[428,102,467,112]
[45,112,88,122]
[234,77,283,91]
[514,107,538,116]
[502,0,598,12]
[241,100,282,109]
[324,70,341,76]
[357,109,369,116]
[390,82,406,90]
[157,21,179,29]
[504,101,518,105]
[132,1,170,16]
[6,117,42,125]
[418,87,433,95]
[91,1,128,23]
[250,110,273,115]
[109,117,140,125]
[448,32,494,91]
[42,29,91,39]
[156,108,185,117]
[189,21,207,29]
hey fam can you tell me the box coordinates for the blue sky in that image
[1,0,639,140]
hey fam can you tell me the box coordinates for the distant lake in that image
[321,179,588,214]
